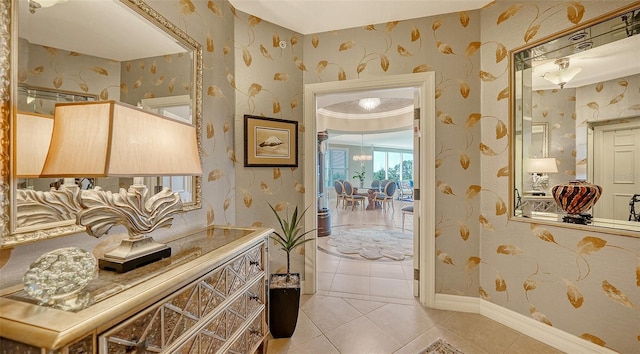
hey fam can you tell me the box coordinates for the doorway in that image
[302,73,436,307]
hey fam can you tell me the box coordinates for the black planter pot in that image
[269,273,301,338]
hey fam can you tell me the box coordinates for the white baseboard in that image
[434,294,617,354]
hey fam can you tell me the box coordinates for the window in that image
[373,150,413,181]
[327,148,347,187]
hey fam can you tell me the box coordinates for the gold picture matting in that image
[244,115,298,167]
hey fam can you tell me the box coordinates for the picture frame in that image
[244,115,298,167]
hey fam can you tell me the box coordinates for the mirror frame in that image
[0,0,203,248]
[508,3,640,237]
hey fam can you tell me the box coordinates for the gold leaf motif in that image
[248,83,262,97]
[207,121,214,138]
[100,89,109,100]
[273,99,281,114]
[226,68,236,89]
[610,94,624,105]
[312,35,320,48]
[260,182,273,195]
[479,215,494,231]
[497,245,522,255]
[120,83,128,94]
[206,35,214,52]
[31,65,44,74]
[497,5,523,25]
[339,41,356,51]
[208,169,223,181]
[294,181,305,194]
[495,274,507,291]
[465,42,481,57]
[290,36,298,46]
[566,2,585,24]
[497,166,509,177]
[338,68,346,81]
[364,24,376,31]
[290,98,298,110]
[577,236,607,255]
[357,63,367,74]
[274,72,290,81]
[224,45,231,55]
[223,198,230,211]
[495,44,507,63]
[435,159,443,168]
[413,64,431,73]
[565,281,584,308]
[524,25,540,42]
[618,80,628,87]
[435,89,442,99]
[602,280,639,308]
[479,71,497,81]
[496,120,507,139]
[436,41,454,54]
[587,102,599,110]
[465,256,480,270]
[272,34,280,48]
[628,104,640,110]
[260,45,272,59]
[523,279,537,291]
[243,190,253,208]
[437,250,454,265]
[248,15,261,27]
[466,185,481,200]
[432,19,442,31]
[495,198,507,215]
[207,205,214,225]
[497,87,509,101]
[92,66,109,76]
[580,334,606,347]
[460,153,470,169]
[385,21,398,32]
[595,82,604,92]
[316,60,328,74]
[294,56,306,71]
[479,143,497,156]
[636,265,640,286]
[479,287,490,301]
[68,51,81,56]
[179,0,195,14]
[411,26,420,42]
[43,46,57,56]
[150,62,157,75]
[466,113,481,127]
[273,168,281,180]
[242,48,252,67]
[460,224,470,241]
[530,306,552,326]
[380,55,390,72]
[223,121,230,133]
[532,225,557,244]
[79,83,89,93]
[52,76,63,89]
[207,1,222,16]
[460,82,470,98]
[437,181,455,195]
[207,85,224,97]
[459,11,470,27]
[397,45,412,57]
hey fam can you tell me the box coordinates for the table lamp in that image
[527,157,557,193]
[40,101,202,272]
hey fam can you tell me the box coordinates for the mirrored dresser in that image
[0,225,271,354]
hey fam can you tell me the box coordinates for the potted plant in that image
[268,203,315,338]
[352,168,366,188]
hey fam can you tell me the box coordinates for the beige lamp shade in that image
[16,112,54,177]
[527,157,558,173]
[40,101,201,177]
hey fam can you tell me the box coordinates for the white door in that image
[592,121,640,221]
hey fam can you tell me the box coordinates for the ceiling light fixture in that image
[353,134,372,162]
[542,58,582,89]
[358,98,381,111]
[28,0,68,14]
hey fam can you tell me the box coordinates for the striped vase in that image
[551,180,602,216]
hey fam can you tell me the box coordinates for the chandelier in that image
[542,58,582,89]
[358,98,381,111]
[352,134,372,161]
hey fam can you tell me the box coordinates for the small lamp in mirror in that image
[40,101,202,273]
[541,58,582,89]
[527,157,558,194]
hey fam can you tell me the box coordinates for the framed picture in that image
[244,115,298,167]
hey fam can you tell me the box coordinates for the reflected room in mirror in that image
[511,5,640,234]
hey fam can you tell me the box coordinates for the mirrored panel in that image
[512,5,640,233]
[3,0,202,247]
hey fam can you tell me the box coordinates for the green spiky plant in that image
[268,203,316,281]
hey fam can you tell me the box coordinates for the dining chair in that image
[375,180,396,213]
[334,180,346,209]
[343,180,366,211]
[402,205,414,231]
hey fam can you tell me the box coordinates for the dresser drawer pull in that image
[249,260,260,266]
[125,337,147,353]
[249,294,260,302]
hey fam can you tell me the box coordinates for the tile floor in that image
[266,198,564,354]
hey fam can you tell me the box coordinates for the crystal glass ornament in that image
[23,247,97,311]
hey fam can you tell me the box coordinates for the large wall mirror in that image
[0,0,203,248]
[511,4,640,235]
